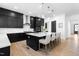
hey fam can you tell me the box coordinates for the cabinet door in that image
[0,14,8,28]
[0,8,9,16]
[34,27,41,32]
[17,16,23,28]
[0,7,21,17]
[8,16,18,28]
[41,18,44,26]
[36,18,44,26]
[30,16,35,28]
[35,18,41,27]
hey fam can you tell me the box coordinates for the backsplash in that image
[0,25,34,33]
[0,28,24,33]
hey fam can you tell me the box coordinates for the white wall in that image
[67,14,79,35]
[54,14,66,39]
[56,14,79,38]
[44,14,66,39]
[63,15,71,38]
[44,14,79,39]
[67,20,71,37]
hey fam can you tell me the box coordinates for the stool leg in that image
[49,43,51,50]
[52,41,54,48]
[45,45,47,51]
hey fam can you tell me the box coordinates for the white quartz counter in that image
[0,33,11,48]
[26,32,52,37]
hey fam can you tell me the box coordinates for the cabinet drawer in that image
[7,33,26,43]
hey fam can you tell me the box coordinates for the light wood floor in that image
[10,34,79,56]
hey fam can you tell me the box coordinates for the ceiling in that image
[0,3,79,18]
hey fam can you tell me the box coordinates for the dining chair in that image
[50,33,56,48]
[55,33,61,45]
[39,34,51,51]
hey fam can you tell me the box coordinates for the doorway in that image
[51,21,56,32]
[74,24,79,34]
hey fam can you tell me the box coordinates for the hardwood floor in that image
[10,34,79,56]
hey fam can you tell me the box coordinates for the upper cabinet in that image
[35,17,41,27]
[30,16,44,28]
[30,16,44,32]
[30,16,35,28]
[0,8,23,17]
[17,16,23,28]
[40,18,44,26]
[0,14,8,28]
[36,17,44,26]
[0,7,23,28]
[7,16,18,28]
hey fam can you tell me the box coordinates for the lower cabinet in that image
[7,33,26,43]
[0,46,10,56]
[26,35,45,51]
[26,35,39,50]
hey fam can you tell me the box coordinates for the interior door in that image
[51,21,56,32]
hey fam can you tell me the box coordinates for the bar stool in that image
[55,33,61,45]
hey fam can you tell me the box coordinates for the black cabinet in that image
[0,7,23,28]
[30,16,44,32]
[34,17,43,32]
[17,16,23,28]
[7,16,23,28]
[35,17,41,27]
[0,7,22,17]
[30,16,35,28]
[0,14,8,28]
[26,35,39,50]
[34,27,41,32]
[7,33,26,43]
[41,18,44,26]
[0,8,11,16]
[26,34,45,51]
[8,17,18,28]
[0,46,10,56]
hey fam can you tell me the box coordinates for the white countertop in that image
[26,32,52,37]
[0,33,11,48]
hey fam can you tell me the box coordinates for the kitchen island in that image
[26,32,51,51]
